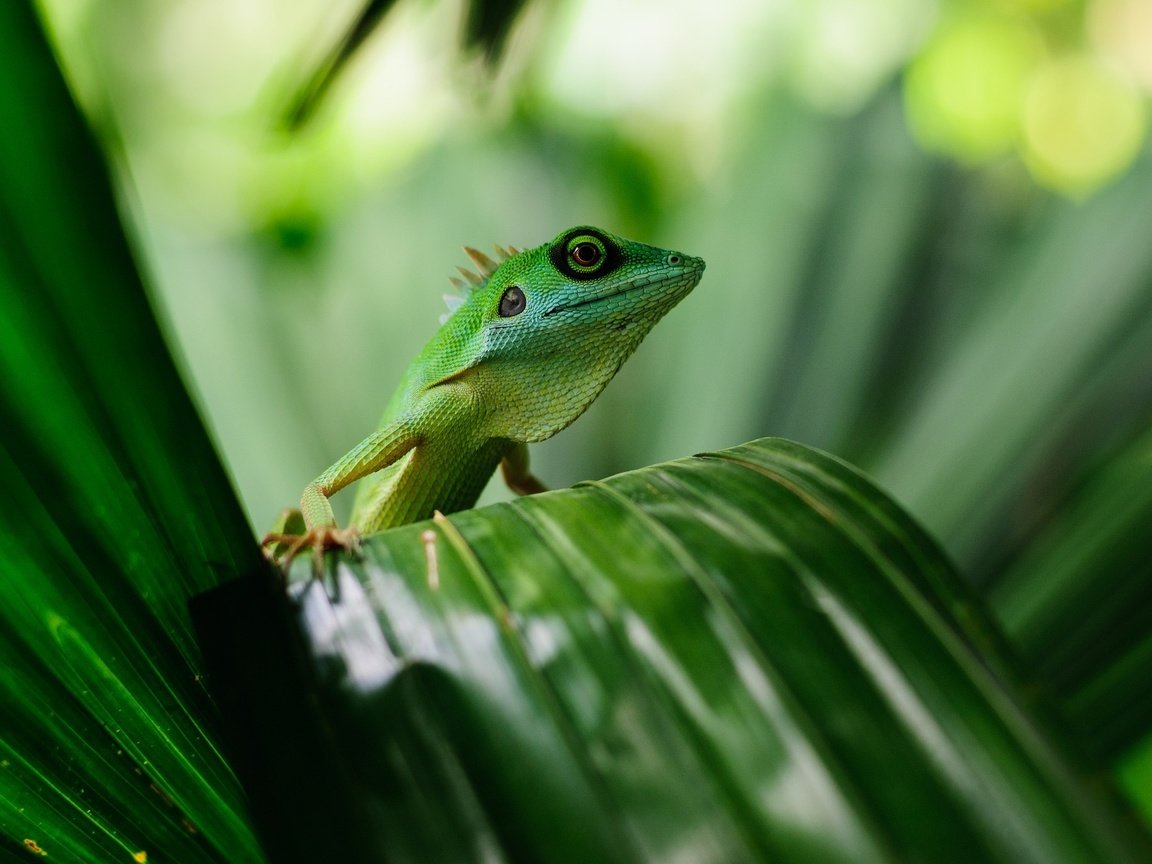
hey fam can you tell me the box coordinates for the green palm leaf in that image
[0,1,262,861]
[993,424,1152,760]
[282,0,527,129]
[3,1,1150,861]
[199,439,1150,863]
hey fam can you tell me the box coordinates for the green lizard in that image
[263,225,705,568]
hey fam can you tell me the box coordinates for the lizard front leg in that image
[262,419,421,573]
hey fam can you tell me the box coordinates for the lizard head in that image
[435,225,705,442]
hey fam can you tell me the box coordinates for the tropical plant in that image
[3,0,1151,861]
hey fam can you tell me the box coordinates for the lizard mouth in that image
[542,265,701,317]
[542,282,650,317]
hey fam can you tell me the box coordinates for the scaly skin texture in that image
[265,225,705,563]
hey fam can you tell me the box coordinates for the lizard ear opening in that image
[498,285,527,317]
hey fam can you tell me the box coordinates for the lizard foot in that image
[262,522,361,578]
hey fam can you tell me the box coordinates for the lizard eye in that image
[565,234,609,275]
[551,229,618,280]
[498,285,526,317]
[571,242,601,267]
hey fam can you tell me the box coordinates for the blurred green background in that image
[36,0,1152,826]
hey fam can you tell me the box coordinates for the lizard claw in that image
[262,524,361,578]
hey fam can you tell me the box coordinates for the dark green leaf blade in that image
[281,0,402,130]
[209,438,1150,863]
[992,424,1152,760]
[462,0,529,58]
[282,0,528,130]
[0,1,263,860]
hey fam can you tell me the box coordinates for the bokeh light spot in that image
[1089,0,1152,91]
[904,13,1043,161]
[1021,55,1146,194]
[789,0,937,113]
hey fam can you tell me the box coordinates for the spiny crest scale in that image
[464,246,500,277]
[443,241,520,321]
[456,266,483,286]
[448,243,517,291]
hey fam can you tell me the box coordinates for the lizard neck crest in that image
[440,243,522,324]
